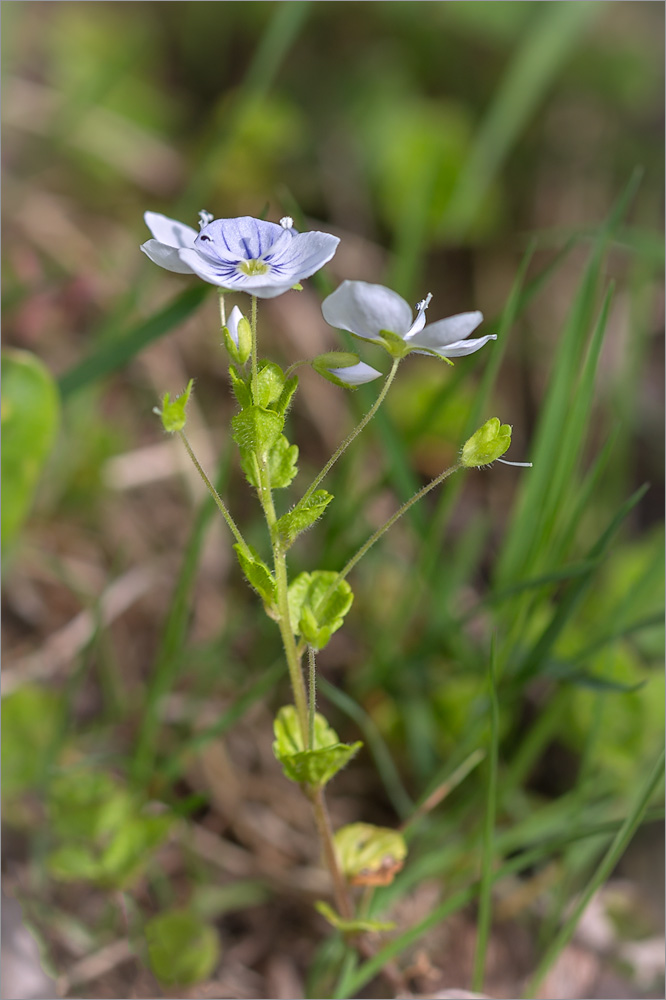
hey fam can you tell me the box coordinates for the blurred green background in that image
[2,3,664,998]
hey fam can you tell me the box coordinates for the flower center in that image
[238,259,269,276]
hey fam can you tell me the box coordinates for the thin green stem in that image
[308,645,317,750]
[254,455,309,742]
[326,463,462,599]
[285,359,310,379]
[177,431,251,558]
[250,294,258,395]
[301,357,401,504]
[472,639,499,993]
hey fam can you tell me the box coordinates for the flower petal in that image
[266,231,340,282]
[414,311,484,349]
[141,239,197,274]
[144,212,198,249]
[322,281,413,342]
[176,247,234,285]
[195,216,285,261]
[226,305,244,346]
[326,362,383,385]
[411,333,497,359]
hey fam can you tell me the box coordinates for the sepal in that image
[461,417,511,467]
[156,379,194,433]
[272,705,362,787]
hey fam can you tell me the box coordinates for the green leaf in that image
[228,366,252,409]
[1,687,63,803]
[48,845,103,882]
[242,434,299,489]
[1,349,60,547]
[232,405,283,457]
[253,361,286,408]
[145,909,221,987]
[275,490,334,546]
[315,901,395,934]
[233,544,276,606]
[334,822,407,886]
[157,378,194,433]
[274,374,298,417]
[99,813,173,887]
[287,571,353,648]
[48,769,132,841]
[272,705,362,787]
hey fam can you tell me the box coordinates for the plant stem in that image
[308,645,317,749]
[254,455,310,742]
[309,786,354,920]
[218,289,226,327]
[300,357,401,504]
[250,294,258,396]
[177,431,252,558]
[326,462,462,599]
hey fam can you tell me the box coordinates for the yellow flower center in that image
[238,259,269,276]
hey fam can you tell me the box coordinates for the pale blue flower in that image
[225,305,245,348]
[141,212,338,299]
[321,280,496,360]
[325,361,382,387]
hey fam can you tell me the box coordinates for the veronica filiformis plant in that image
[144,209,530,941]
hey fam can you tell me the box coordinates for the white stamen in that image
[280,216,294,230]
[198,210,214,229]
[404,292,433,340]
[497,459,533,467]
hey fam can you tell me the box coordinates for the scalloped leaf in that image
[334,822,407,886]
[287,571,353,648]
[232,405,283,457]
[272,705,362,787]
[275,490,334,546]
[234,544,276,606]
[253,361,286,409]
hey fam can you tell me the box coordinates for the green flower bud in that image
[461,417,512,468]
[155,379,194,434]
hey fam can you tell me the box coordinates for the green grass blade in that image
[472,639,499,993]
[497,170,643,585]
[335,798,663,1000]
[443,2,603,238]
[533,284,615,567]
[184,2,312,207]
[513,482,650,684]
[318,676,414,819]
[525,747,665,998]
[59,285,209,397]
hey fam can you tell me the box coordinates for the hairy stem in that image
[178,431,252,558]
[250,294,258,396]
[308,645,317,749]
[324,463,462,602]
[300,357,401,504]
[309,786,354,920]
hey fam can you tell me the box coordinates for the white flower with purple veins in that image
[321,280,496,361]
[141,212,339,299]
